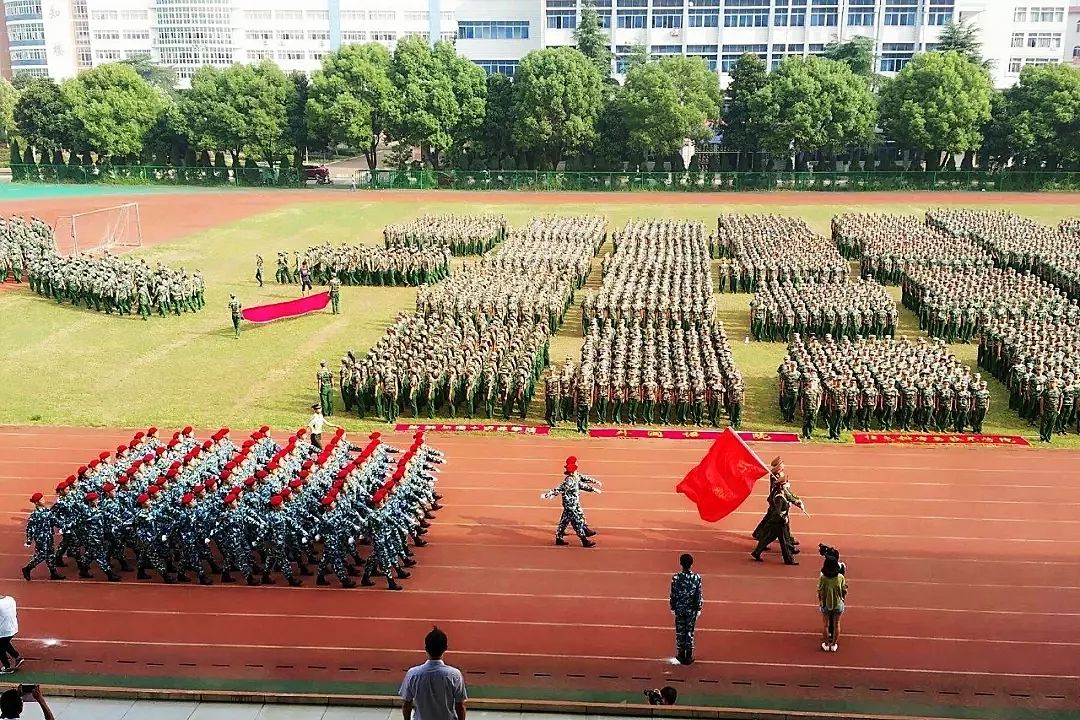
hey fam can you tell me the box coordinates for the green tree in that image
[723,53,768,167]
[879,51,992,168]
[307,43,394,169]
[748,56,876,164]
[388,36,457,167]
[14,78,76,152]
[623,44,649,73]
[478,73,516,164]
[589,87,631,168]
[141,103,190,164]
[9,137,21,178]
[433,40,487,162]
[574,0,612,81]
[0,78,18,140]
[119,55,178,94]
[935,19,990,70]
[63,63,166,157]
[513,47,603,168]
[1003,63,1080,168]
[286,70,310,166]
[622,57,720,163]
[822,36,875,77]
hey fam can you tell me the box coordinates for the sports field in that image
[1,187,1077,443]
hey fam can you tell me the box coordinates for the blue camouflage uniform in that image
[669,570,704,662]
[23,505,62,579]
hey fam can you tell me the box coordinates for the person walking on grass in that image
[817,555,847,652]
[228,294,242,339]
[0,594,25,675]
[400,626,467,720]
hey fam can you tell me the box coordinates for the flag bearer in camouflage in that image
[229,294,242,338]
[669,553,703,666]
[317,360,334,416]
[22,493,64,581]
[542,458,599,548]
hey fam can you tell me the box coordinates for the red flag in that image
[241,291,330,323]
[675,427,768,522]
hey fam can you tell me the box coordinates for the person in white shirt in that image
[0,595,24,674]
[307,404,338,451]
[400,626,466,720]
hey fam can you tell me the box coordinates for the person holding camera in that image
[0,685,54,719]
[644,686,678,705]
[817,546,848,653]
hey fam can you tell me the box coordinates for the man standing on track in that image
[669,553,703,665]
[542,457,600,548]
[317,360,334,416]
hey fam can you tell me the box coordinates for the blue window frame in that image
[457,21,530,39]
[546,10,577,29]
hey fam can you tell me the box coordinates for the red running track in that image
[1,426,1078,714]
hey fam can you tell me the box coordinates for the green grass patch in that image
[1,198,1076,445]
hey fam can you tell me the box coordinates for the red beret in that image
[369,432,381,440]
[280,488,292,499]
[147,427,158,435]
[171,431,180,440]
[193,484,205,494]
[334,427,344,437]
[565,456,577,465]
[78,465,88,475]
[155,447,166,456]
[255,469,268,480]
[220,469,232,481]
[302,460,313,469]
[288,479,302,489]
[321,496,334,506]
[55,484,65,494]
[84,492,98,502]
[269,495,283,508]
[133,431,145,439]
[102,482,115,493]
[202,440,212,450]
[165,469,176,479]
[205,479,217,490]
[89,459,100,469]
[296,429,306,438]
[244,477,256,487]
[117,475,129,486]
[259,425,270,433]
[332,479,345,489]
[220,427,230,435]
[182,426,193,435]
[30,492,43,503]
[242,440,254,448]
[148,485,160,496]
[98,451,110,461]
[137,493,150,505]
[66,474,76,484]
[116,445,127,455]
[413,431,424,439]
[181,493,194,506]
[167,439,178,449]
[392,469,404,480]
[298,469,309,479]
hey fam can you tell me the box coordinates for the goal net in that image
[52,202,144,256]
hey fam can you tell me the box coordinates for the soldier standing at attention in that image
[340,357,355,413]
[255,254,264,287]
[800,379,821,440]
[317,360,334,416]
[972,381,991,434]
[669,553,703,666]
[544,371,559,427]
[1040,379,1063,443]
[228,294,242,339]
[328,274,341,315]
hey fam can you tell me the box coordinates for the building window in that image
[1028,32,1062,49]
[120,10,148,21]
[1011,32,1025,48]
[123,30,151,40]
[278,31,303,41]
[246,30,272,41]
[809,0,838,27]
[341,31,367,42]
[723,0,768,27]
[8,22,45,42]
[884,1,917,26]
[404,11,430,22]
[1013,8,1027,23]
[596,11,612,27]
[1031,6,1064,23]
[91,10,118,21]
[653,12,683,28]
[1008,57,1022,73]
[95,50,122,61]
[371,31,397,41]
[340,11,363,22]
[616,11,646,28]
[276,10,302,21]
[307,10,329,21]
[369,11,396,22]
[310,51,327,60]
[5,0,43,19]
[880,42,915,72]
[93,30,120,40]
[651,44,682,55]
[721,43,766,72]
[689,9,719,26]
[475,59,519,76]
[10,48,46,62]
[773,0,807,27]
[547,10,577,29]
[244,10,270,21]
[926,0,953,25]
[1074,45,1080,58]
[457,20,530,39]
[248,50,271,61]
[847,9,874,26]
[309,31,330,41]
[278,50,305,61]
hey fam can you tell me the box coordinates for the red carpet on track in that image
[0,427,1076,715]
[853,432,1031,446]
[590,428,801,442]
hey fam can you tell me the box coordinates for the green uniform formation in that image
[273,243,450,287]
[0,215,54,283]
[5,214,204,319]
[782,336,989,439]
[383,214,506,256]
[750,277,896,343]
[572,220,743,431]
[343,216,604,423]
[713,215,848,292]
[902,266,1073,344]
[978,317,1080,443]
[832,213,993,284]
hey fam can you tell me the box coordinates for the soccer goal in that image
[52,202,144,256]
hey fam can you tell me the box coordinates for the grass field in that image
[1,197,1076,444]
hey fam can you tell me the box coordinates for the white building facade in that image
[3,0,1072,88]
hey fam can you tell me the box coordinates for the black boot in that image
[341,578,357,588]
[298,564,314,576]
[261,574,276,585]
[208,559,222,574]
[403,557,417,568]
[360,574,375,587]
[163,574,177,584]
[395,567,411,579]
[388,578,403,591]
[221,571,236,583]
[137,568,151,580]
[555,537,569,546]
[584,528,597,537]
[288,577,303,587]
[78,566,93,579]
[198,574,213,585]
[106,570,122,582]
[316,573,331,586]
[413,538,428,547]
[49,570,65,580]
[21,566,31,581]
[118,559,132,572]
[176,572,191,583]
[246,575,259,586]
[581,538,596,548]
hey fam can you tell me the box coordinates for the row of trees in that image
[4,6,1080,174]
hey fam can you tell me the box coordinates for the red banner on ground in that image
[394,423,550,435]
[676,427,769,523]
[589,428,800,443]
[852,433,1031,447]
[241,291,330,323]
